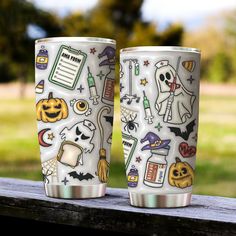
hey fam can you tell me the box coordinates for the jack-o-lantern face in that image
[168,157,194,189]
[36,92,68,123]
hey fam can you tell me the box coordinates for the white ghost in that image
[57,120,96,168]
[60,120,96,153]
[155,60,195,124]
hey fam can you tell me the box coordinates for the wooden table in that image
[0,178,236,235]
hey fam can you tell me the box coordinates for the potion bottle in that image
[36,46,48,70]
[127,165,139,187]
[102,64,115,105]
[143,147,169,188]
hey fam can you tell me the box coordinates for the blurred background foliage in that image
[0,0,236,197]
[1,0,236,84]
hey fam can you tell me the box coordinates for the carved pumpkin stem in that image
[175,157,181,163]
[48,92,53,99]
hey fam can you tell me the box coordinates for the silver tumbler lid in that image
[120,46,200,53]
[35,37,116,44]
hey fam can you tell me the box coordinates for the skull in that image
[60,120,96,153]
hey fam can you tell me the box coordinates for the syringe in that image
[87,67,100,105]
[143,90,154,124]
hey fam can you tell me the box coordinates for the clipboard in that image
[122,133,138,171]
[48,45,87,90]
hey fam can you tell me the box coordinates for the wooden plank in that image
[0,178,236,235]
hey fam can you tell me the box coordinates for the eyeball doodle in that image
[70,99,92,116]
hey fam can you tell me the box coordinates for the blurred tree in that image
[0,0,184,88]
[224,10,236,39]
[63,0,183,94]
[224,10,236,83]
[63,0,184,52]
[184,10,236,83]
[207,51,232,83]
[0,0,62,84]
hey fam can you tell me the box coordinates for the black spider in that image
[121,114,139,133]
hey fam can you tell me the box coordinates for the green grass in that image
[0,95,236,197]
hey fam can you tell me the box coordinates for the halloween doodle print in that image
[120,49,200,201]
[36,45,48,70]
[97,106,112,183]
[77,84,84,93]
[38,128,53,147]
[143,60,150,67]
[187,75,194,84]
[140,78,148,86]
[57,120,96,168]
[154,57,196,124]
[179,142,196,158]
[168,119,196,141]
[182,60,196,72]
[57,141,84,168]
[70,99,92,116]
[35,40,116,193]
[36,92,68,123]
[35,80,44,94]
[120,59,140,105]
[42,158,58,184]
[154,122,163,132]
[96,71,105,80]
[48,45,87,90]
[141,132,171,188]
[142,91,154,124]
[98,46,116,106]
[103,115,113,145]
[122,133,138,171]
[69,171,94,181]
[90,48,96,54]
[168,157,194,189]
[120,63,124,79]
[61,177,69,185]
[127,165,139,187]
[135,156,142,163]
[87,66,100,105]
[121,106,139,133]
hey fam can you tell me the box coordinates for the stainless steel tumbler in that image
[35,37,116,198]
[120,46,200,207]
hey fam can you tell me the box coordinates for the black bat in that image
[103,116,113,126]
[69,171,94,181]
[168,119,195,141]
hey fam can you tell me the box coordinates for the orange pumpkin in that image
[36,92,68,123]
[168,157,194,189]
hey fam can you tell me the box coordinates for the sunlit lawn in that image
[0,94,236,197]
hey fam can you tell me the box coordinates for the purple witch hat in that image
[141,132,170,151]
[98,46,115,66]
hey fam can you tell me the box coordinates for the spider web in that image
[42,158,58,177]
[120,106,138,121]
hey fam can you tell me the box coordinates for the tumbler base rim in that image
[129,192,192,208]
[44,183,106,199]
